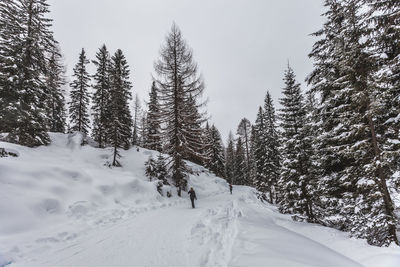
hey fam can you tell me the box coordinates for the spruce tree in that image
[224,132,236,183]
[145,153,169,195]
[92,44,111,148]
[202,122,213,166]
[236,118,252,175]
[154,23,204,196]
[205,125,225,177]
[278,64,315,221]
[1,0,58,146]
[145,156,157,181]
[132,94,142,146]
[307,0,398,245]
[234,137,247,185]
[45,47,66,133]
[155,153,169,186]
[263,92,280,203]
[106,49,133,166]
[253,107,268,199]
[183,94,205,165]
[140,110,148,147]
[145,81,162,151]
[248,125,258,186]
[0,0,23,135]
[367,0,400,193]
[68,48,91,136]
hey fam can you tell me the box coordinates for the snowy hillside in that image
[0,133,399,267]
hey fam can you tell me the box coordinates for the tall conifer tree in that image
[45,47,66,133]
[1,0,58,146]
[0,0,23,136]
[69,48,91,136]
[154,23,204,196]
[132,94,142,146]
[92,44,111,148]
[145,81,162,151]
[205,125,225,177]
[225,132,236,183]
[234,137,247,185]
[106,49,133,166]
[264,92,280,203]
[278,65,315,221]
[307,0,398,245]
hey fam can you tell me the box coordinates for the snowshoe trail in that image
[9,188,398,267]
[188,199,240,267]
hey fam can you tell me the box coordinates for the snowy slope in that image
[0,133,399,267]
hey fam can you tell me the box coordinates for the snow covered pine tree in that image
[69,48,91,137]
[0,0,61,146]
[307,0,399,245]
[278,64,315,222]
[106,49,133,167]
[92,44,111,148]
[145,81,162,152]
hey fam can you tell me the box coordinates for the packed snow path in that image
[9,188,398,267]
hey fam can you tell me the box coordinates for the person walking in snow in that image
[229,184,232,194]
[188,187,197,208]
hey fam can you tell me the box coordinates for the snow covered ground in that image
[1,133,399,267]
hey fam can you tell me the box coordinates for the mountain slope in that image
[0,133,399,267]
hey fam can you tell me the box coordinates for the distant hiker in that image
[229,184,232,194]
[188,187,197,208]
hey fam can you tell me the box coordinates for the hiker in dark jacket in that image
[188,187,197,208]
[229,184,233,194]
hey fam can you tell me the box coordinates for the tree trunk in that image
[367,113,399,245]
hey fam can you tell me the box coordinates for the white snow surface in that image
[0,133,399,267]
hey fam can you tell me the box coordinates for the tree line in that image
[0,0,226,197]
[224,0,400,247]
[0,0,399,247]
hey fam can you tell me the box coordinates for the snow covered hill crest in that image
[0,133,399,267]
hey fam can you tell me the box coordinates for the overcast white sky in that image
[48,0,325,142]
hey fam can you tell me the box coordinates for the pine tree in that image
[248,125,258,185]
[306,0,351,234]
[236,118,252,174]
[155,153,169,186]
[253,106,268,198]
[145,81,162,151]
[367,0,400,194]
[145,153,170,195]
[68,48,91,136]
[45,46,66,133]
[278,64,315,221]
[0,0,23,135]
[145,156,157,181]
[132,94,142,146]
[140,110,148,147]
[205,125,225,177]
[92,44,111,148]
[154,23,204,196]
[225,132,236,184]
[106,49,133,167]
[183,94,205,165]
[234,137,247,185]
[263,92,280,203]
[1,0,58,146]
[307,0,398,245]
[202,122,213,166]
